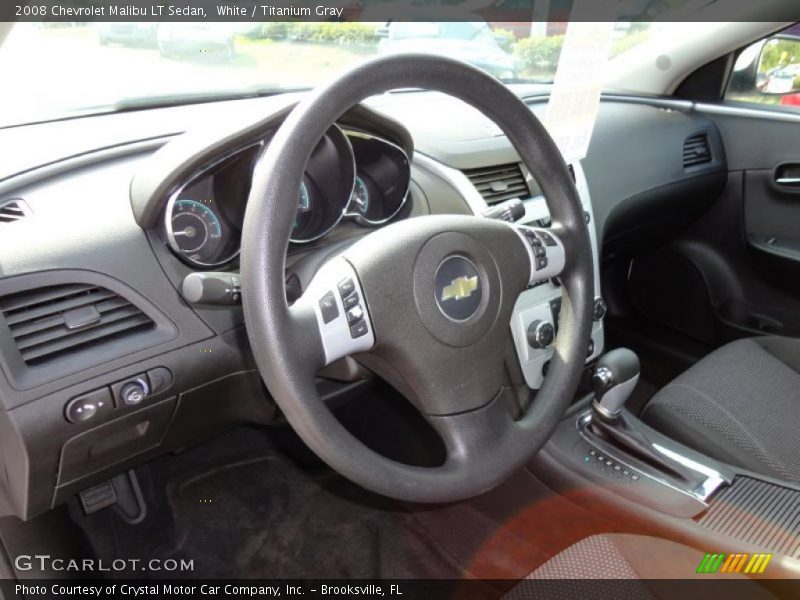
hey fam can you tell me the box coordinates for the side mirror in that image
[758,35,800,95]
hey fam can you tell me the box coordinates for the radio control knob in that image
[527,320,555,349]
[593,297,607,321]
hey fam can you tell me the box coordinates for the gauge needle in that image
[174,227,197,238]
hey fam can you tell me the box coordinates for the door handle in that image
[774,163,800,189]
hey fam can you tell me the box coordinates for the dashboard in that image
[0,87,727,522]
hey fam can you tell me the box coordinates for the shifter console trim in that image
[651,442,727,502]
[577,411,729,505]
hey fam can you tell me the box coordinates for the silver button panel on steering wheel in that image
[508,224,567,285]
[300,257,375,365]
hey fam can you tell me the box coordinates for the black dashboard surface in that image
[0,88,726,520]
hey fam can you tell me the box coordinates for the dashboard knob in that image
[593,297,607,321]
[120,379,149,406]
[527,320,555,349]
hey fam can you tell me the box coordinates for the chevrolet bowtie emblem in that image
[441,276,479,302]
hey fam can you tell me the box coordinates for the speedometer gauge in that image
[348,176,370,217]
[292,181,315,240]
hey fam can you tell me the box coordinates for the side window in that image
[727,25,800,111]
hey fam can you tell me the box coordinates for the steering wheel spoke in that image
[292,256,375,366]
[428,388,520,462]
[509,224,567,285]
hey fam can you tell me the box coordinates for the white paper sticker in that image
[544,5,615,163]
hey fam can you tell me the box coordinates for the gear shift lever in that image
[588,348,709,490]
[592,348,640,420]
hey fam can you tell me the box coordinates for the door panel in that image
[688,108,800,337]
[619,108,800,360]
[745,169,800,250]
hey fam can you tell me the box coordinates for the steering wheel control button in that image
[538,231,557,246]
[528,320,555,349]
[525,231,543,246]
[510,225,566,287]
[350,320,369,339]
[338,278,356,298]
[319,291,339,324]
[434,255,482,321]
[65,388,113,423]
[301,258,375,365]
[342,292,360,310]
[346,306,364,325]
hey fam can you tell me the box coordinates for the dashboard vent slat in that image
[2,286,116,326]
[463,163,531,205]
[683,133,712,169]
[0,198,31,223]
[0,284,155,366]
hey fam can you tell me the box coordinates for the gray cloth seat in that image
[505,534,769,599]
[642,336,800,484]
[523,533,703,580]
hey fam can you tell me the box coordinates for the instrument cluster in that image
[163,125,411,268]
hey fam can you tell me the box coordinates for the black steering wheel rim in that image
[241,54,594,503]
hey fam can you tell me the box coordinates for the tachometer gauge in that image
[167,197,238,268]
[348,176,370,216]
[171,199,220,256]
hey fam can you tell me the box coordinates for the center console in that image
[506,162,605,389]
[537,346,800,577]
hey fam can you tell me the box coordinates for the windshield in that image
[0,21,658,128]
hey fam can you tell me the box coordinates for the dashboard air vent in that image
[0,198,30,223]
[0,284,155,366]
[683,133,712,169]
[463,163,530,204]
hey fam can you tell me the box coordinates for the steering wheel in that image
[241,55,593,503]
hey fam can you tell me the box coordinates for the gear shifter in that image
[587,348,709,490]
[592,348,640,420]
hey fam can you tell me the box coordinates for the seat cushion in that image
[524,534,702,579]
[642,337,800,484]
[504,534,768,599]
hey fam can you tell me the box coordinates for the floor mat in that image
[72,427,468,579]
[163,453,466,578]
[72,426,613,583]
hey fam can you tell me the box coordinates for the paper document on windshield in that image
[544,14,615,163]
